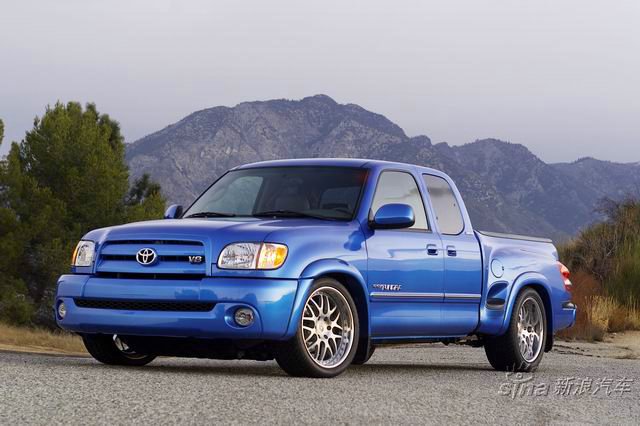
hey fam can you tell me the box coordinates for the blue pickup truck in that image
[56,159,576,377]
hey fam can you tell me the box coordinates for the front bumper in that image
[55,274,299,340]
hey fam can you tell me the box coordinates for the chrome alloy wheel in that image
[113,335,148,360]
[301,287,355,369]
[517,297,544,362]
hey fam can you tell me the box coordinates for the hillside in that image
[126,95,640,239]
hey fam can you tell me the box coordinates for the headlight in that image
[71,240,95,267]
[218,242,288,270]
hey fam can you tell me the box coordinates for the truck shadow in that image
[41,355,494,378]
[149,361,494,378]
[120,360,494,377]
[350,363,493,374]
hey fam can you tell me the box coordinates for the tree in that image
[125,173,166,222]
[0,104,166,325]
[0,118,36,324]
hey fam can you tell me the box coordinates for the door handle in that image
[446,245,457,257]
[427,244,438,256]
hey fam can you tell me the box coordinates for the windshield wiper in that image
[184,211,236,218]
[253,210,338,221]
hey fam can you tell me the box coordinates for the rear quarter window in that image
[423,174,464,235]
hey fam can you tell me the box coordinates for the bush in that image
[557,270,606,341]
[608,242,640,308]
[560,198,640,308]
[557,269,640,341]
[0,279,34,325]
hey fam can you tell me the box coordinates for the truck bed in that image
[476,230,552,244]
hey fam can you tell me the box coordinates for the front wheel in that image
[275,278,359,378]
[83,334,156,367]
[484,288,547,372]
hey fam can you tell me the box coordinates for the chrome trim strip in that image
[444,293,482,300]
[370,292,443,299]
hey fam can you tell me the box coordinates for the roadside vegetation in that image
[0,105,165,328]
[558,199,640,341]
[0,321,85,354]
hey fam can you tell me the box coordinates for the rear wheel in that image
[275,278,359,377]
[485,288,547,372]
[83,334,156,367]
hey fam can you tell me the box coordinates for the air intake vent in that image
[95,272,205,280]
[74,298,215,312]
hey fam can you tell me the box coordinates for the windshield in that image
[183,166,368,221]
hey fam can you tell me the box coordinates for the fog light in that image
[57,302,67,319]
[234,308,254,327]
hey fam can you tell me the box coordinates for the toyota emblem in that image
[136,248,158,266]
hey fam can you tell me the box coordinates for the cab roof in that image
[235,158,445,176]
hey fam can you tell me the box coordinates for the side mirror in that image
[164,204,183,219]
[370,203,415,230]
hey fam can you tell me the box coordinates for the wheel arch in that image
[292,259,371,358]
[320,271,371,361]
[526,283,554,352]
[501,273,554,352]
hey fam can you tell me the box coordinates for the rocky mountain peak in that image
[126,96,640,239]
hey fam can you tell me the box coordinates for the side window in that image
[371,171,428,230]
[423,174,464,235]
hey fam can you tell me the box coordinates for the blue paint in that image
[56,159,575,354]
[370,203,415,229]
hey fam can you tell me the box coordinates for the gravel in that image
[0,345,638,425]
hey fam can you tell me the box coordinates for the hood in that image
[84,217,364,279]
[84,217,358,246]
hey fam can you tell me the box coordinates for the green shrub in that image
[560,198,640,308]
[608,242,640,308]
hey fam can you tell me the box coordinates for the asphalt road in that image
[0,345,638,425]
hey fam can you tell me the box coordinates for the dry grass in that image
[0,322,86,354]
[558,270,640,341]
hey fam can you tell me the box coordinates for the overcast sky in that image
[1,0,638,162]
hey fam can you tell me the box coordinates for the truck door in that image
[423,174,482,334]
[366,170,445,337]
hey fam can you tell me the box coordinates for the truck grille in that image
[100,255,192,262]
[74,298,215,312]
[96,239,207,277]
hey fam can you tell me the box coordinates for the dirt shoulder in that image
[556,331,640,360]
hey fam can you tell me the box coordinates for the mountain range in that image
[125,95,640,240]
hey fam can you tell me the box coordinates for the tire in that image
[275,278,360,378]
[352,344,375,365]
[485,288,547,372]
[82,334,156,367]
